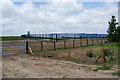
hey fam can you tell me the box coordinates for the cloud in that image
[1,0,118,36]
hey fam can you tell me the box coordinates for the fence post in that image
[101,35,102,44]
[87,37,88,46]
[64,39,66,49]
[105,38,107,43]
[97,37,98,44]
[26,41,29,54]
[104,38,106,43]
[41,41,43,51]
[80,36,82,47]
[103,37,105,43]
[54,40,56,50]
[101,38,103,44]
[56,34,57,43]
[73,40,75,48]
[92,37,94,45]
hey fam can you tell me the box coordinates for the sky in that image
[1,0,118,36]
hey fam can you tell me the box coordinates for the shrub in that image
[86,50,94,58]
[104,48,113,56]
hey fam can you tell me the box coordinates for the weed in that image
[95,65,112,71]
[104,48,113,56]
[112,72,120,76]
[86,50,94,58]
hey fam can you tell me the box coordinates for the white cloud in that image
[1,0,118,36]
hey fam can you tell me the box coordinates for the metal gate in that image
[1,40,26,55]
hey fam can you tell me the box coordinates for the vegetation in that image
[86,50,95,58]
[104,48,113,56]
[107,15,120,42]
[112,72,120,76]
[95,65,112,71]
[1,36,26,41]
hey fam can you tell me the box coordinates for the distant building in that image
[21,32,107,38]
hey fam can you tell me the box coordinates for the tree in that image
[107,15,118,42]
[115,26,120,42]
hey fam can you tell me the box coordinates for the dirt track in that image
[2,54,118,78]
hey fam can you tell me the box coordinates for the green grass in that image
[107,56,118,64]
[112,72,120,76]
[87,42,118,48]
[1,36,26,41]
[95,65,112,71]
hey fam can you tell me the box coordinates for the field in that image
[31,42,119,67]
[1,36,26,41]
[2,38,120,78]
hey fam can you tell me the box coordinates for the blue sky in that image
[13,2,105,9]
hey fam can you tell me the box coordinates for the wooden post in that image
[80,36,82,47]
[26,41,29,54]
[97,37,99,44]
[73,40,75,48]
[56,34,57,43]
[40,34,41,41]
[87,37,88,46]
[105,38,107,43]
[101,35,103,44]
[95,48,106,63]
[101,48,106,62]
[79,36,81,46]
[102,37,104,43]
[28,46,33,54]
[41,41,43,51]
[92,38,94,45]
[64,39,66,49]
[54,40,56,50]
[95,54,101,63]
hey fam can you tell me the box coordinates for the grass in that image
[87,42,118,48]
[94,65,113,71]
[86,50,95,58]
[29,40,118,68]
[1,36,26,41]
[112,72,120,76]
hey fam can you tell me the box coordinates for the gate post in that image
[26,41,29,54]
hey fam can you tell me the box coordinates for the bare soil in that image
[2,54,118,78]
